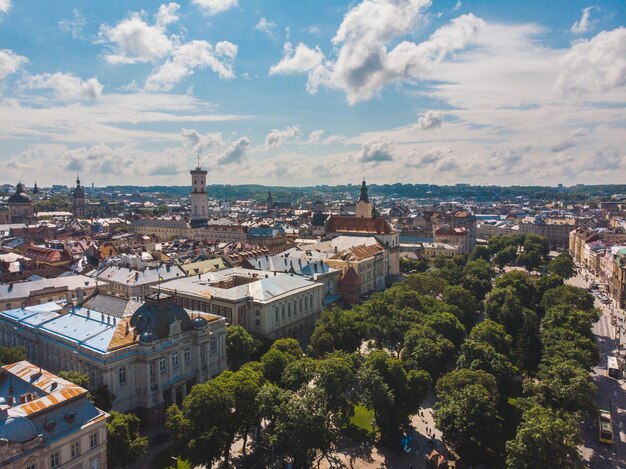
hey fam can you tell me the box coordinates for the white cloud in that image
[417,110,443,129]
[218,136,249,164]
[145,40,238,91]
[586,145,625,171]
[269,42,324,75]
[571,7,593,34]
[453,1,462,11]
[361,135,394,162]
[556,28,626,96]
[25,72,103,100]
[59,9,86,39]
[0,0,10,15]
[98,12,174,64]
[307,129,325,144]
[156,2,180,27]
[181,128,223,154]
[256,17,276,35]
[408,146,457,171]
[271,0,485,104]
[192,0,237,16]
[265,125,301,148]
[0,49,27,88]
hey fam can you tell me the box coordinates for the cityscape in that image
[1,1,626,469]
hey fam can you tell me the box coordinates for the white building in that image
[0,295,227,426]
[158,268,325,340]
[190,162,209,228]
[0,361,108,469]
[92,264,186,299]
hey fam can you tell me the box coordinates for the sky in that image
[0,0,625,188]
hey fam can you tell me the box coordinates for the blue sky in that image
[0,0,625,187]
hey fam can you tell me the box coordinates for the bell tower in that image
[72,174,85,218]
[190,156,208,227]
[355,179,373,218]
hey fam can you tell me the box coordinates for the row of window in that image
[273,294,316,327]
[47,432,100,469]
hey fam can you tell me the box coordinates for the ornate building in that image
[190,159,209,228]
[72,175,86,218]
[355,179,373,218]
[7,182,35,224]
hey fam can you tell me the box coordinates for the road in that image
[569,272,626,468]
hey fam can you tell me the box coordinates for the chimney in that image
[76,287,84,304]
[334,246,338,254]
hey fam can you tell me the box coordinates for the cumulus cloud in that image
[417,110,443,129]
[98,11,174,64]
[192,0,237,16]
[181,128,223,154]
[218,137,249,164]
[550,128,587,152]
[256,17,276,35]
[269,42,324,75]
[0,0,10,15]
[571,7,593,34]
[307,129,325,144]
[156,2,180,26]
[361,135,394,163]
[25,72,103,100]
[408,146,457,170]
[265,125,301,148]
[59,9,86,39]
[271,0,485,104]
[0,49,27,88]
[586,145,625,171]
[145,40,238,91]
[556,27,626,96]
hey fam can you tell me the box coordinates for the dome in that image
[192,316,207,329]
[0,416,37,443]
[8,183,32,204]
[139,329,156,344]
[130,293,192,340]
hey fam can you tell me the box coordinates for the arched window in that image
[210,338,217,352]
[309,295,313,309]
[288,303,291,318]
[118,366,126,385]
[172,351,179,369]
[184,347,191,364]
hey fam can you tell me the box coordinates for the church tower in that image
[190,158,208,227]
[72,174,85,218]
[355,179,373,218]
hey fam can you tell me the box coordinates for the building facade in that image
[0,295,227,426]
[190,163,209,228]
[72,176,86,219]
[0,361,108,469]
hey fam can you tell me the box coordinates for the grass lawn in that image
[351,404,375,434]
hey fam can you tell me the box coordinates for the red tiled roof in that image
[326,216,393,235]
[339,267,361,286]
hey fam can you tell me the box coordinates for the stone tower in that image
[72,174,85,218]
[355,179,373,218]
[190,158,208,227]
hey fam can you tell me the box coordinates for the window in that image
[255,319,261,326]
[71,440,81,458]
[172,351,179,369]
[90,432,99,448]
[118,366,126,385]
[184,347,191,364]
[90,457,100,469]
[152,392,159,405]
[287,303,291,318]
[159,356,167,374]
[210,338,217,352]
[26,464,36,469]
[50,453,60,469]
[274,308,279,323]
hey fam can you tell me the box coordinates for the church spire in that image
[359,179,369,203]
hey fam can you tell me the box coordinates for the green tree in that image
[91,385,116,411]
[0,346,26,365]
[470,245,491,262]
[270,338,303,359]
[359,350,430,442]
[308,308,365,357]
[547,252,576,279]
[281,357,317,391]
[404,272,449,296]
[261,348,294,383]
[442,285,479,329]
[58,370,90,388]
[541,285,595,314]
[435,383,503,465]
[263,387,335,468]
[106,411,148,468]
[423,312,466,348]
[314,353,358,427]
[505,404,583,469]
[226,325,257,371]
[167,378,234,467]
[402,324,455,378]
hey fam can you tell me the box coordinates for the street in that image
[569,272,626,468]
